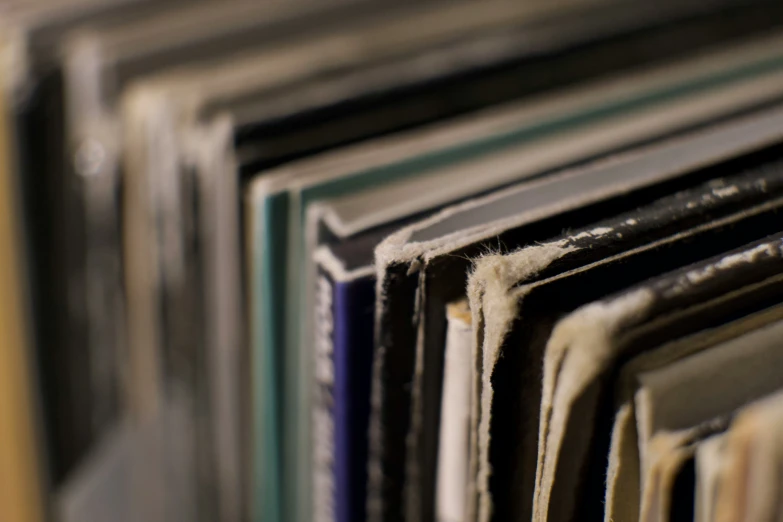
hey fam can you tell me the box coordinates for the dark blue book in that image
[312,220,412,522]
[313,260,374,522]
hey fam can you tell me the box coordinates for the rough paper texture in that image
[467,243,576,522]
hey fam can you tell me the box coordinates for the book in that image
[110,3,499,520]
[534,234,783,522]
[436,300,473,522]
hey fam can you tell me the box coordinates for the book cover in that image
[313,251,376,522]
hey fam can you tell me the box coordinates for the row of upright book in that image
[5,1,783,521]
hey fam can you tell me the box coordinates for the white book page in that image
[436,301,473,522]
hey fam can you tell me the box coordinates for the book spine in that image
[313,268,337,522]
[335,275,375,522]
[314,262,376,522]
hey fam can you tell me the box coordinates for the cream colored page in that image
[639,432,696,522]
[436,300,473,522]
[716,391,783,522]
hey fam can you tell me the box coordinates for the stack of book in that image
[4,1,783,521]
